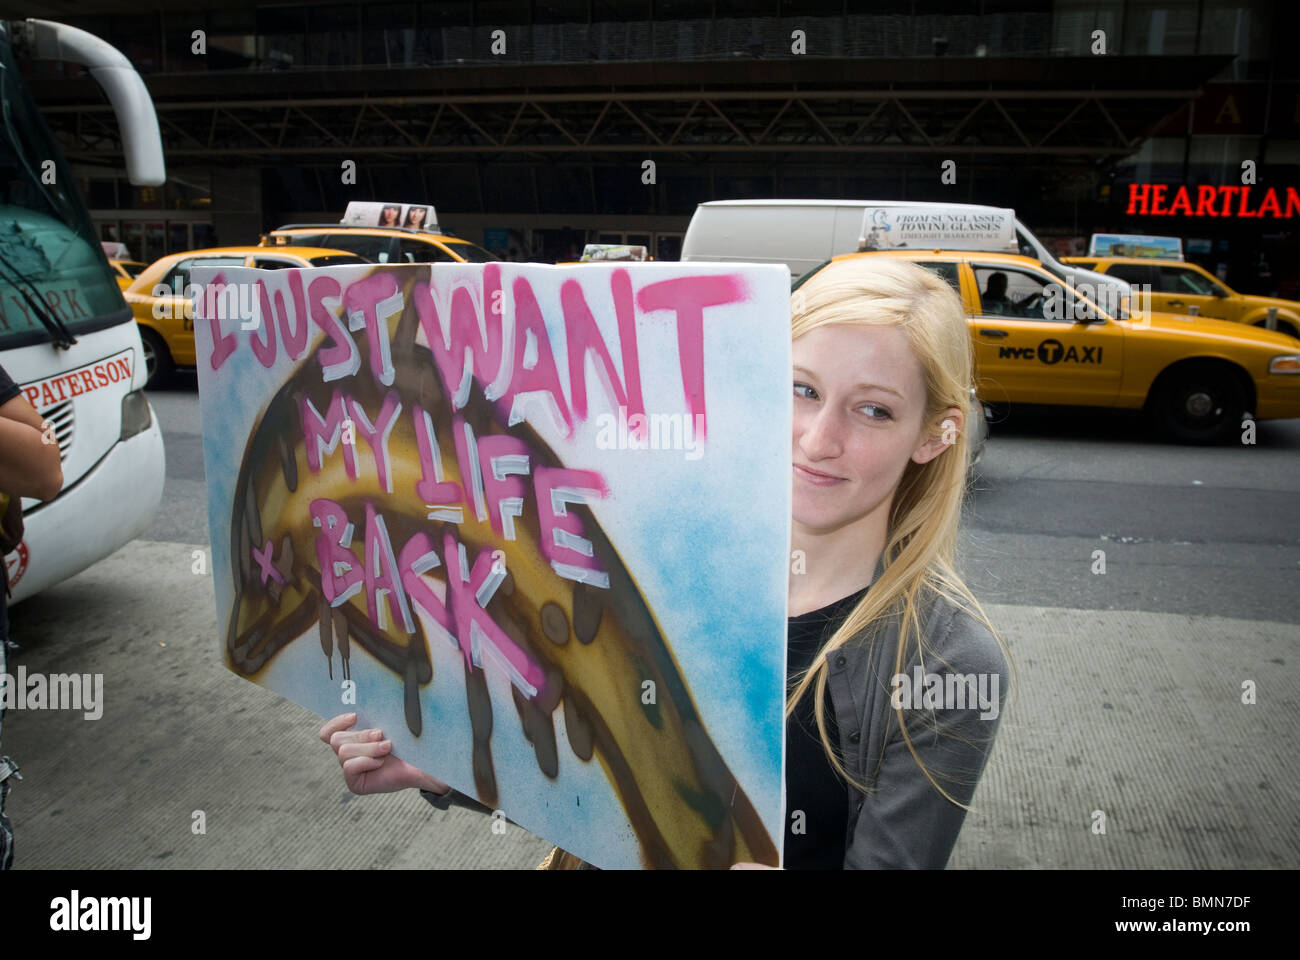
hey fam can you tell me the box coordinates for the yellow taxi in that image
[1062,255,1300,341]
[819,250,1300,444]
[108,258,147,291]
[262,224,497,265]
[125,245,366,386]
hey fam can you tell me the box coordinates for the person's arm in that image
[843,612,1009,869]
[0,395,63,502]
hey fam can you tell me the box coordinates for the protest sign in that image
[192,261,791,869]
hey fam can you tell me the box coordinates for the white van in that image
[681,199,1132,318]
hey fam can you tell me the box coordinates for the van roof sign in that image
[1088,233,1183,260]
[856,205,1017,254]
[341,201,438,231]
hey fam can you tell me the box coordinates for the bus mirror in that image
[21,19,166,186]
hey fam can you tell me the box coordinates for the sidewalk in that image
[4,539,1296,868]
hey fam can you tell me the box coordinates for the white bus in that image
[1,19,165,602]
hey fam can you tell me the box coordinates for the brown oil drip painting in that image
[195,261,790,869]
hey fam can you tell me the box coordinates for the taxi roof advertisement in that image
[341,200,438,230]
[1089,233,1185,260]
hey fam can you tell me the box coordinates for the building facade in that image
[13,0,1296,293]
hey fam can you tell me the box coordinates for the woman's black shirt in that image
[784,585,868,870]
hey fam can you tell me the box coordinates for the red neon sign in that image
[1127,184,1300,218]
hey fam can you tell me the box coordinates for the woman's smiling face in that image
[792,322,950,538]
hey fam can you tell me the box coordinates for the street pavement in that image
[3,382,1297,869]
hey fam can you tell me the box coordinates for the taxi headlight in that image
[120,389,153,440]
[1269,355,1300,374]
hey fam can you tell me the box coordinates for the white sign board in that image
[857,206,1017,253]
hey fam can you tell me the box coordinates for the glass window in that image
[534,0,589,23]
[656,234,682,262]
[1105,263,1157,286]
[657,0,723,18]
[592,0,649,20]
[166,256,244,291]
[106,15,161,73]
[482,164,533,212]
[189,257,246,271]
[914,260,962,295]
[257,5,308,68]
[364,4,418,65]
[299,232,396,262]
[308,255,368,267]
[87,178,117,208]
[164,14,208,73]
[1158,266,1221,296]
[1122,0,1199,55]
[400,239,457,263]
[278,233,324,247]
[159,259,192,292]
[443,241,498,262]
[972,265,1058,320]
[142,221,167,264]
[122,222,145,267]
[192,224,218,249]
[1200,0,1272,79]
[311,5,360,66]
[420,1,472,27]
[168,222,190,254]
[477,1,523,26]
[206,6,258,69]
[251,257,296,270]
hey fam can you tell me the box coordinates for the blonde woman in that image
[734,254,1011,869]
[320,256,1010,869]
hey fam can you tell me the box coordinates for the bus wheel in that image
[139,328,174,388]
[1150,362,1247,445]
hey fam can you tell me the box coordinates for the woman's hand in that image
[730,862,780,870]
[318,713,450,796]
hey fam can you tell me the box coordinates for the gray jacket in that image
[827,581,1010,869]
[424,577,1010,870]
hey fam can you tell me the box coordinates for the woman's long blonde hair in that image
[786,255,1012,808]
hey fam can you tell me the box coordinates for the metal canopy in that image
[32,54,1232,167]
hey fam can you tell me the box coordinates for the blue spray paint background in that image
[192,261,792,868]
